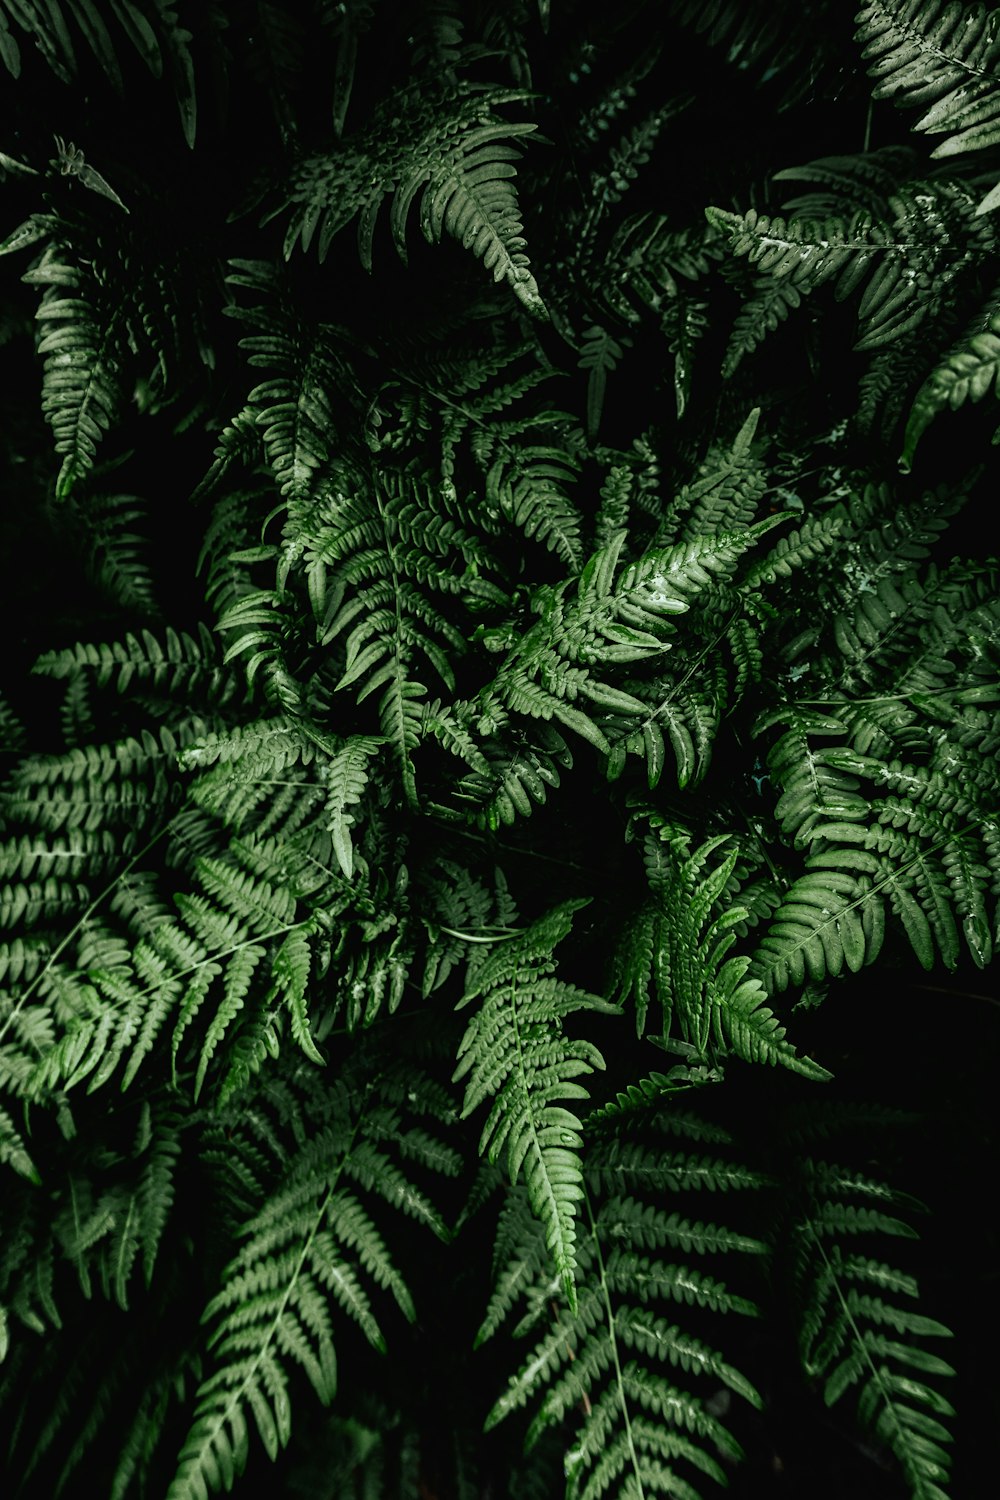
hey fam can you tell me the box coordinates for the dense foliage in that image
[1,2,998,1496]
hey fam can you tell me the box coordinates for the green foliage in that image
[785,1103,958,1498]
[482,1110,768,1500]
[0,3,994,1497]
[169,1064,457,1497]
[275,81,546,316]
[454,899,613,1310]
[856,0,1000,184]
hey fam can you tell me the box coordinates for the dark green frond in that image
[277,84,546,316]
[0,10,994,1496]
[168,1068,455,1496]
[791,1135,957,1499]
[856,0,1000,180]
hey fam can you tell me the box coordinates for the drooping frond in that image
[225,258,362,502]
[0,1,198,145]
[7,203,214,497]
[454,900,615,1310]
[856,0,1000,210]
[669,0,845,105]
[275,83,546,316]
[25,240,129,498]
[787,1111,957,1499]
[902,296,1000,466]
[480,421,584,568]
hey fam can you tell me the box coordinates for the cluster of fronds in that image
[0,2,994,1497]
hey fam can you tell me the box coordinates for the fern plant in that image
[0,3,996,1497]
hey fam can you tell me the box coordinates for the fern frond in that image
[902,300,1000,467]
[476,517,781,770]
[774,146,922,220]
[721,274,804,376]
[483,1110,766,1499]
[792,1143,957,1498]
[0,1103,40,1182]
[0,2,197,143]
[226,259,361,502]
[454,901,614,1310]
[55,1099,182,1309]
[856,0,1000,174]
[670,0,843,105]
[64,490,159,616]
[755,589,1000,987]
[169,1068,454,1497]
[578,316,626,435]
[708,182,985,350]
[34,622,228,698]
[745,510,846,587]
[322,735,384,878]
[24,242,126,498]
[672,407,767,540]
[278,85,546,316]
[614,814,830,1078]
[483,433,584,567]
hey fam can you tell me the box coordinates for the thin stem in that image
[913,982,1000,1009]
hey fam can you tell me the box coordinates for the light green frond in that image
[454,902,613,1309]
[482,1109,764,1500]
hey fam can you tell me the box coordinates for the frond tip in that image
[279,86,547,316]
[454,900,615,1311]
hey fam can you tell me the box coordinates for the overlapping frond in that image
[752,559,1000,990]
[612,809,832,1080]
[481,1108,767,1500]
[471,511,781,786]
[0,6,992,1496]
[276,83,546,315]
[708,178,987,351]
[168,1066,458,1497]
[454,901,615,1310]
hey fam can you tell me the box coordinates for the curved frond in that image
[791,1141,957,1499]
[278,85,546,315]
[454,901,614,1310]
[168,1070,455,1497]
[856,0,1000,183]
